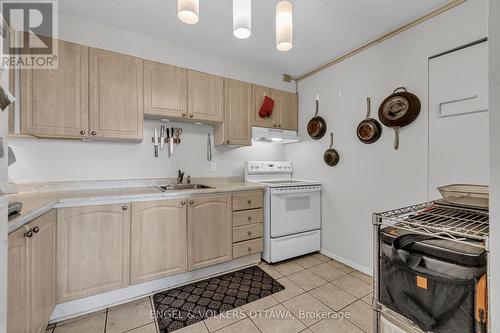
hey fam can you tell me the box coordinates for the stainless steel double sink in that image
[157,184,214,192]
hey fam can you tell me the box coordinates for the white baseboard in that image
[50,254,261,323]
[319,248,372,276]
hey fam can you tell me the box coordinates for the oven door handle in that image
[271,190,321,196]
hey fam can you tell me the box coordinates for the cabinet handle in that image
[247,231,252,236]
[247,247,252,252]
[32,226,40,234]
[247,199,252,205]
[80,130,86,135]
[122,205,128,211]
[247,216,252,221]
[189,200,194,205]
[189,114,194,118]
[91,131,97,136]
[24,229,33,238]
[181,201,186,205]
[182,113,187,117]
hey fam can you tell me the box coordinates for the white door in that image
[428,41,489,199]
[270,186,321,237]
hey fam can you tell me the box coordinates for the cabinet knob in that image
[226,140,230,144]
[181,201,186,205]
[277,124,282,128]
[32,226,40,234]
[122,205,128,211]
[80,130,86,135]
[189,200,194,205]
[247,247,252,252]
[247,216,252,221]
[189,114,194,118]
[91,131,97,136]
[247,199,252,205]
[182,113,187,117]
[247,231,252,236]
[24,230,33,238]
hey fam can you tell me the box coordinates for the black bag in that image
[380,234,477,333]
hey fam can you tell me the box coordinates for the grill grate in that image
[375,201,489,248]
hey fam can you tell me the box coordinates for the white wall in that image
[489,0,499,330]
[8,13,292,183]
[285,0,488,272]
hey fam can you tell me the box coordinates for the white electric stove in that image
[244,161,322,263]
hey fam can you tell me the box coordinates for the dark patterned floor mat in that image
[152,266,285,332]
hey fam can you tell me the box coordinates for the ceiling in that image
[59,0,449,77]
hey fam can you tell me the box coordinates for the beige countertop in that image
[7,182,265,234]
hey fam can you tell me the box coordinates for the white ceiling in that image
[59,0,449,77]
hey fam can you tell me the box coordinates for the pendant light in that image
[233,0,251,39]
[276,1,293,52]
[178,0,199,24]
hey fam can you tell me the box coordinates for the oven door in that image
[270,185,321,238]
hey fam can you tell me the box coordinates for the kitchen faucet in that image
[177,170,185,184]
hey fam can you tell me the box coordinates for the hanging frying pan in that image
[323,132,340,167]
[378,87,421,150]
[307,99,327,140]
[357,97,382,144]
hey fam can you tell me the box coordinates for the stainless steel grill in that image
[376,200,488,248]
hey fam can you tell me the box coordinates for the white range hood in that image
[252,127,301,144]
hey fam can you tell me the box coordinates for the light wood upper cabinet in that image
[251,85,275,128]
[21,40,89,138]
[187,70,224,122]
[251,85,298,131]
[8,210,56,333]
[277,91,298,130]
[144,60,187,119]
[187,195,232,270]
[57,204,131,303]
[130,199,187,284]
[214,78,252,146]
[89,48,144,140]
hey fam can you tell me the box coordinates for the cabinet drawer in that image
[233,223,263,243]
[233,238,263,259]
[233,208,263,227]
[232,191,263,211]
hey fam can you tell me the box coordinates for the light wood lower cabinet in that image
[130,199,187,284]
[187,195,233,270]
[56,204,131,302]
[8,210,56,333]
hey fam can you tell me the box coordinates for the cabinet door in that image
[223,78,252,145]
[251,85,276,128]
[187,195,232,270]
[57,204,131,302]
[144,60,187,119]
[187,70,224,122]
[7,227,28,333]
[130,199,187,284]
[21,39,89,138]
[89,48,143,140]
[277,91,298,131]
[26,211,56,333]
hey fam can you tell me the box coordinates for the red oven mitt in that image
[259,96,274,118]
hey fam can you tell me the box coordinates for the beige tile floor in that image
[47,253,373,333]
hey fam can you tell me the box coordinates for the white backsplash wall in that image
[8,120,284,183]
[285,0,488,273]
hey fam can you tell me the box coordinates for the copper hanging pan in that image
[323,132,339,167]
[307,99,327,140]
[357,97,382,144]
[378,87,421,150]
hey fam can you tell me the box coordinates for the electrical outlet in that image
[210,161,216,171]
[338,90,342,97]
